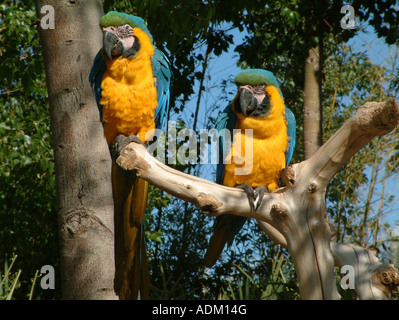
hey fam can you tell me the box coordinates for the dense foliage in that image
[1,0,398,299]
[0,0,58,299]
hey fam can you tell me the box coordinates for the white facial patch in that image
[121,36,135,49]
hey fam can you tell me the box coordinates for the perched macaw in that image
[204,69,296,267]
[89,11,171,299]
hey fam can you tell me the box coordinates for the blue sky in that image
[168,17,399,244]
[349,26,399,237]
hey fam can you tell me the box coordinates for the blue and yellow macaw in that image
[89,11,171,299]
[205,69,296,267]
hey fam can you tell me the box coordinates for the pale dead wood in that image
[116,142,273,219]
[116,99,399,300]
[331,242,399,300]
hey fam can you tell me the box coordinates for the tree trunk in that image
[35,0,117,299]
[303,45,323,159]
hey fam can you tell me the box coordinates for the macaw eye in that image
[122,25,131,33]
[253,85,265,94]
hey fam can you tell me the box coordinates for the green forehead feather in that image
[235,69,280,87]
[100,11,153,42]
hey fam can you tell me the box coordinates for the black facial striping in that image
[251,92,271,117]
[118,24,132,38]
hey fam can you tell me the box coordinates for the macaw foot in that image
[254,185,267,210]
[236,184,268,211]
[110,134,146,161]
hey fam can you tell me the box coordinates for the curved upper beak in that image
[103,31,124,60]
[239,88,257,116]
[238,86,266,116]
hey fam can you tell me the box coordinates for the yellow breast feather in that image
[223,85,288,191]
[100,28,158,144]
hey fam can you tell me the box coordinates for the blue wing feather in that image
[89,49,107,121]
[152,48,171,130]
[216,103,237,185]
[284,107,296,166]
[214,103,246,241]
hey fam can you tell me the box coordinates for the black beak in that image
[103,31,124,60]
[239,88,258,116]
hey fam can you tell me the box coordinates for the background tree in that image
[1,0,398,299]
[222,0,399,298]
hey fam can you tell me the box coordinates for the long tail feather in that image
[112,162,150,299]
[204,216,230,267]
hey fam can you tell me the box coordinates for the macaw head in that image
[99,11,153,60]
[233,69,284,117]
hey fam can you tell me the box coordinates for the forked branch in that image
[116,99,399,299]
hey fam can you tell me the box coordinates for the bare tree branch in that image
[116,99,399,300]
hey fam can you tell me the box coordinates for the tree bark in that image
[35,0,117,299]
[303,45,323,159]
[115,99,399,299]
